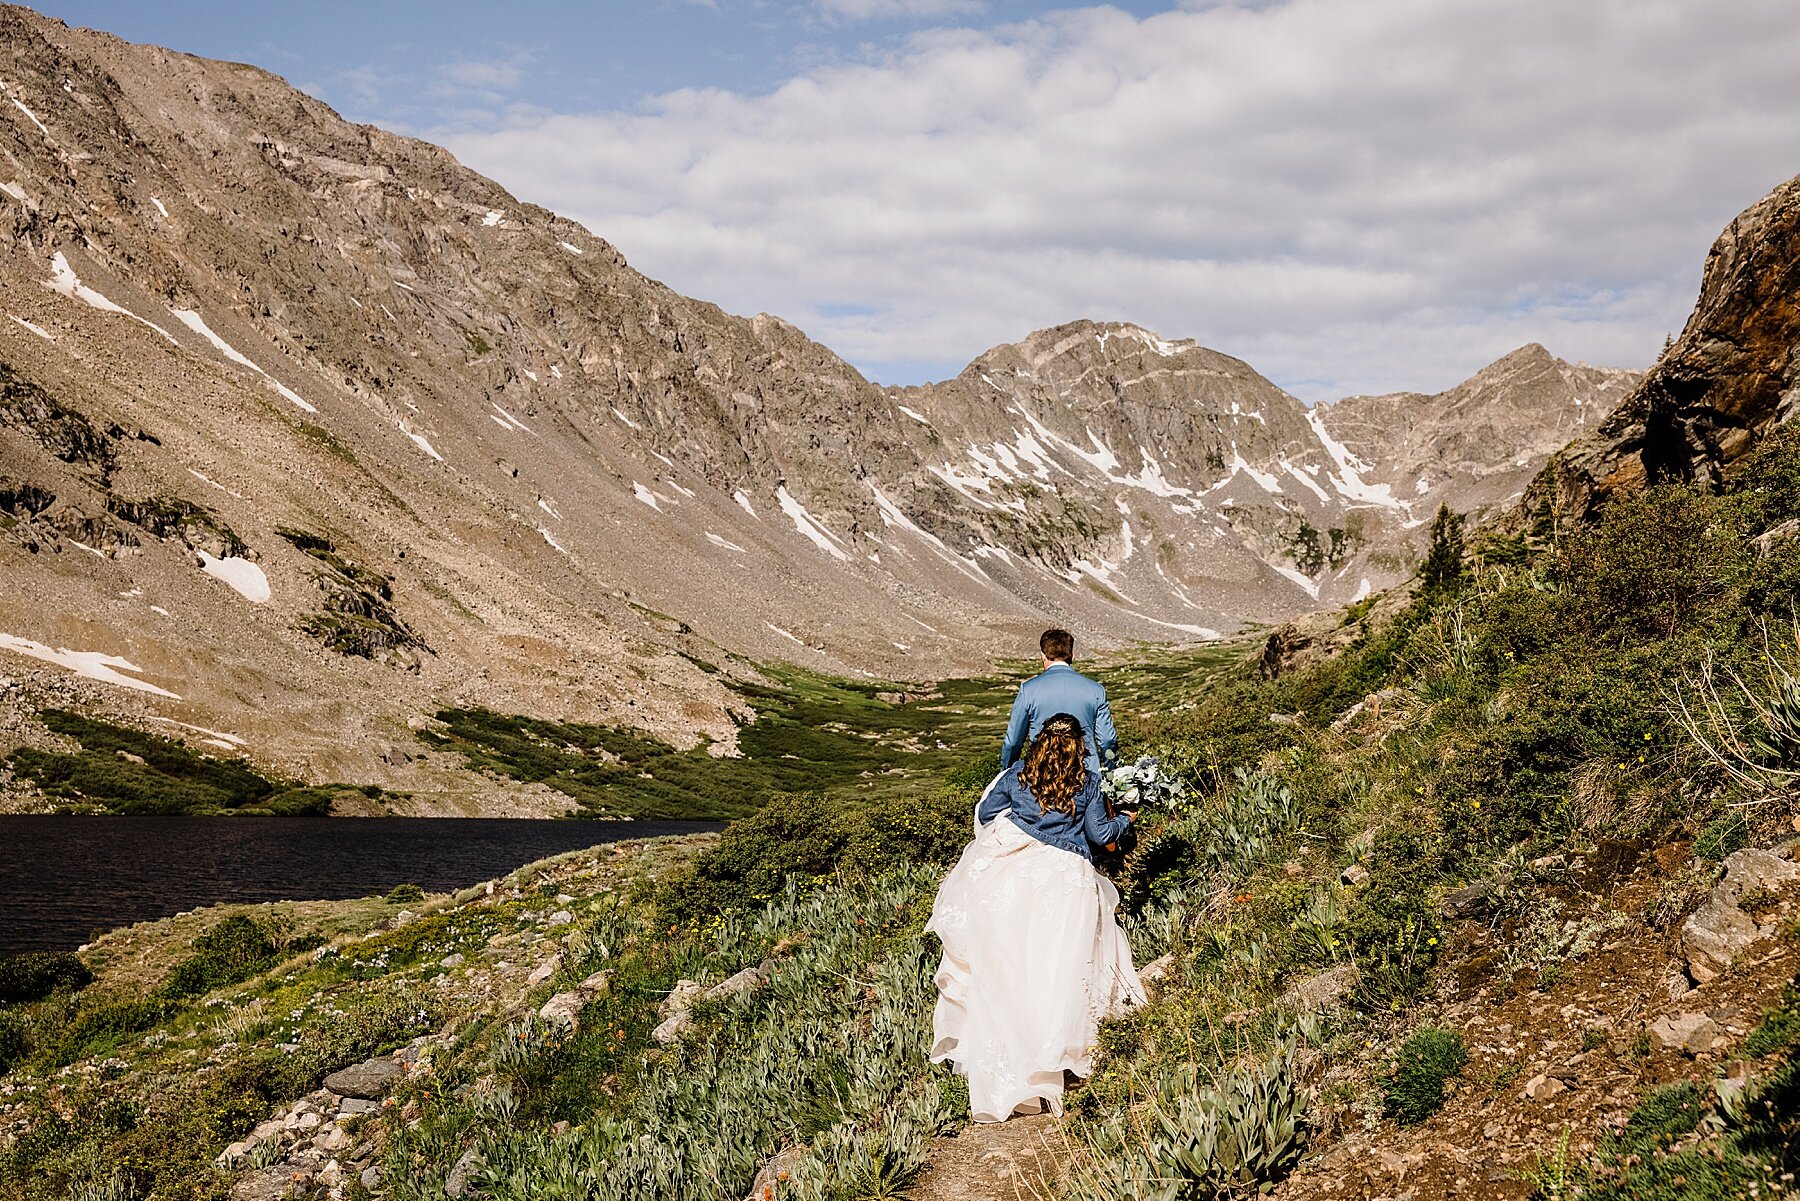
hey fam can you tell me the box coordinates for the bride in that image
[926,712,1147,1122]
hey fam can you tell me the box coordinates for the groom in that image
[1001,628,1117,774]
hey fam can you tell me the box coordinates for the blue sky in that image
[29,1,1800,398]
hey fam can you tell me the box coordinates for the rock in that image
[1267,712,1303,727]
[1341,863,1371,887]
[577,969,613,995]
[1681,895,1764,983]
[1279,962,1361,1013]
[661,978,705,1018]
[1524,1073,1568,1101]
[539,990,585,1031]
[1752,517,1800,557]
[317,1160,344,1188]
[1650,1011,1720,1053]
[546,910,574,927]
[445,1146,485,1199]
[323,1055,404,1100]
[228,1167,302,1201]
[339,1097,378,1115]
[216,1139,252,1167]
[745,1145,808,1201]
[1138,953,1175,996]
[706,965,766,999]
[1442,880,1497,917]
[293,1111,322,1132]
[1719,847,1800,902]
[361,1165,382,1190]
[314,1125,354,1153]
[652,1010,694,1044]
[439,952,464,969]
[525,953,563,987]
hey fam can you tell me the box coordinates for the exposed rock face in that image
[1531,170,1800,520]
[0,6,1639,809]
[1323,344,1637,520]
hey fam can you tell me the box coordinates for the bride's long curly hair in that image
[1021,712,1088,815]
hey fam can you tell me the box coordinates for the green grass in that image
[422,649,1247,821]
[4,710,390,815]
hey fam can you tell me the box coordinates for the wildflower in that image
[1471,800,1481,810]
[1428,937,1438,946]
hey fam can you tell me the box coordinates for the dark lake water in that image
[0,815,723,955]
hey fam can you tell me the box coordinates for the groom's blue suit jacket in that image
[1001,661,1118,771]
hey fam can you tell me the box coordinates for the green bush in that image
[0,952,92,1005]
[659,792,850,924]
[1743,973,1800,1058]
[1605,1079,1709,1158]
[1071,1049,1309,1197]
[162,916,279,999]
[48,996,169,1065]
[1384,1027,1468,1124]
[1694,809,1751,861]
[1556,487,1734,643]
[837,789,969,878]
[0,1010,28,1074]
[384,882,425,904]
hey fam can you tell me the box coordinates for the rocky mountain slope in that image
[1531,170,1800,519]
[0,4,1633,808]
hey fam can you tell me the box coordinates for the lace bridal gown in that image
[926,786,1147,1122]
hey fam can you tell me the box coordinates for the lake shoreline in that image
[0,814,723,956]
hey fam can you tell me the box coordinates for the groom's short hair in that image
[1040,628,1074,663]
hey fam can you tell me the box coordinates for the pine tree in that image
[1418,504,1469,598]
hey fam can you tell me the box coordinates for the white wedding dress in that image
[926,781,1147,1122]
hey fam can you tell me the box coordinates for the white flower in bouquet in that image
[1101,755,1187,811]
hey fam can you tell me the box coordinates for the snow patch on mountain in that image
[777,486,848,561]
[0,631,181,698]
[46,252,177,344]
[198,552,271,603]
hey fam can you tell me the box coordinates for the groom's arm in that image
[1093,693,1118,767]
[1000,687,1030,767]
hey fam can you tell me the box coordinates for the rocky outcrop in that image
[1528,171,1800,521]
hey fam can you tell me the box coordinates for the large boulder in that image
[1528,171,1800,521]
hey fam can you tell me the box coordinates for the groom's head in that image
[1040,628,1074,665]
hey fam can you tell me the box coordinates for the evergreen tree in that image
[1418,504,1469,598]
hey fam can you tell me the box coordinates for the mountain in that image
[0,5,1634,809]
[1319,344,1637,518]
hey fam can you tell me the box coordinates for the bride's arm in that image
[1081,776,1133,847]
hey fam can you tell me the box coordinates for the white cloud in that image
[439,57,527,92]
[442,0,1800,399]
[816,0,985,19]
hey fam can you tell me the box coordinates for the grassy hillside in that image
[4,432,1800,1199]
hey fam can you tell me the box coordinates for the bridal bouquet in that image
[1100,755,1188,812]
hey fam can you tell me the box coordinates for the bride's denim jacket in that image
[977,763,1133,863]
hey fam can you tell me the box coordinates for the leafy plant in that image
[0,952,92,1005]
[1384,1027,1468,1125]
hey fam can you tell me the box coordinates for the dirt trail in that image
[912,1112,1069,1201]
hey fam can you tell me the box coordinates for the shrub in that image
[0,1011,28,1074]
[384,882,425,904]
[1384,1027,1468,1124]
[1556,487,1734,642]
[837,789,969,878]
[658,792,849,924]
[161,916,278,999]
[1694,809,1751,861]
[0,952,92,1005]
[1071,1049,1309,1197]
[48,996,168,1065]
[1605,1079,1709,1158]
